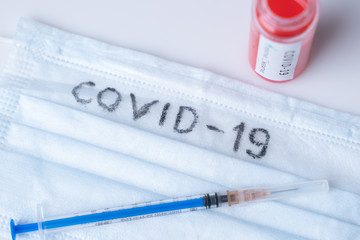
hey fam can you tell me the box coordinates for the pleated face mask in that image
[0,19,359,240]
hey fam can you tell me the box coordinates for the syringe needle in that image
[269,188,299,194]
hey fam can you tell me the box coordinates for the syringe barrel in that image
[35,194,209,239]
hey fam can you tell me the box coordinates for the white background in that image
[0,0,359,115]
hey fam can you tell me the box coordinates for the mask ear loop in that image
[0,36,12,44]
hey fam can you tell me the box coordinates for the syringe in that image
[10,180,329,240]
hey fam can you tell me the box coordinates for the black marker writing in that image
[72,81,95,104]
[97,87,122,112]
[130,93,159,120]
[246,128,270,159]
[206,125,224,133]
[71,81,271,160]
[174,106,199,133]
[159,103,171,126]
[233,123,245,152]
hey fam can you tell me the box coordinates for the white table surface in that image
[0,0,359,116]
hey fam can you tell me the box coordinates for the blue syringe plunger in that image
[10,219,15,240]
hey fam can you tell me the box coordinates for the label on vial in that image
[255,35,301,81]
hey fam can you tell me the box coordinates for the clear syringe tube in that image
[10,180,329,240]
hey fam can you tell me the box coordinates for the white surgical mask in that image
[0,18,359,240]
